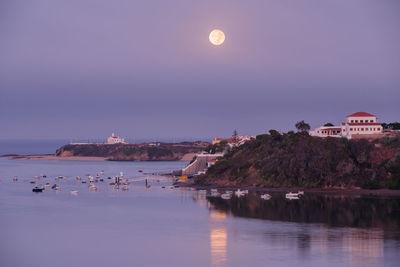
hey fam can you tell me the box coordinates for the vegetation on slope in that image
[197,131,400,189]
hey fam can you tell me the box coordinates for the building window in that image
[361,128,364,131]
[351,120,354,123]
[350,128,353,131]
[355,120,358,122]
[370,120,373,122]
[360,120,363,123]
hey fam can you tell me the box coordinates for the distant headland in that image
[9,139,210,162]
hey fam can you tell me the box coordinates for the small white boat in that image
[297,190,304,195]
[70,190,78,195]
[221,193,232,200]
[89,184,97,189]
[198,189,207,194]
[235,189,248,197]
[285,192,300,199]
[13,176,18,182]
[76,176,81,181]
[261,193,271,200]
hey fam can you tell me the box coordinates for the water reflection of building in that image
[210,210,227,267]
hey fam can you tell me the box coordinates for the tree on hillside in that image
[383,122,400,130]
[232,129,238,140]
[324,123,334,127]
[295,120,311,133]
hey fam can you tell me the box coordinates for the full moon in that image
[209,29,225,46]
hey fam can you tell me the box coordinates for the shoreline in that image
[176,181,400,197]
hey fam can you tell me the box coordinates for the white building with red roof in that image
[310,112,383,139]
[107,133,127,144]
[341,112,382,139]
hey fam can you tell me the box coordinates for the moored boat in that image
[261,193,271,200]
[235,189,248,197]
[285,192,300,200]
[32,186,44,193]
[221,193,232,200]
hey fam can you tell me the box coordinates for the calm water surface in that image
[1,158,400,267]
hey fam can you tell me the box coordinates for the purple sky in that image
[1,0,399,141]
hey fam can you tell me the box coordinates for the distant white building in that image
[310,112,383,139]
[107,133,127,144]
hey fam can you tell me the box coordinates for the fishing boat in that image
[261,193,271,200]
[32,186,44,193]
[70,190,78,195]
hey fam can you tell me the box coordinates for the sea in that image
[1,140,400,267]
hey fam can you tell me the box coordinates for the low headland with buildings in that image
[10,133,210,161]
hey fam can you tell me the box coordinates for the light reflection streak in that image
[210,210,227,267]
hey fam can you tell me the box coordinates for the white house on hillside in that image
[310,112,383,139]
[107,133,127,144]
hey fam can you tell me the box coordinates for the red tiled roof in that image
[348,123,381,126]
[346,112,375,117]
